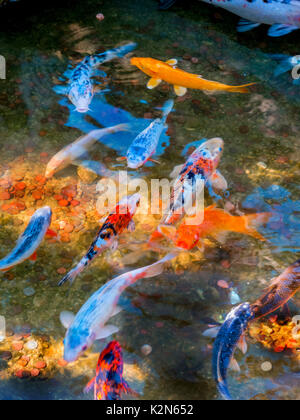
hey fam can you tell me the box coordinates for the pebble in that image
[0,191,11,200]
[217,280,229,289]
[96,13,104,21]
[71,200,80,207]
[58,199,69,207]
[12,341,24,351]
[32,189,43,200]
[35,361,46,369]
[261,361,272,372]
[30,368,40,377]
[23,287,35,297]
[57,267,67,275]
[141,344,152,356]
[15,182,26,191]
[25,340,38,350]
[57,358,68,367]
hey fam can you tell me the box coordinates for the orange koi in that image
[159,205,271,250]
[131,57,255,96]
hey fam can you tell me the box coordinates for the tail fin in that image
[121,379,140,398]
[243,212,272,241]
[140,253,177,279]
[158,225,177,243]
[217,380,232,401]
[226,83,256,93]
[58,260,86,286]
[161,99,174,123]
[270,54,294,77]
[115,42,138,58]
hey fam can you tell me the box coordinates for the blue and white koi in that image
[212,303,254,400]
[159,0,300,37]
[0,207,52,271]
[45,124,128,178]
[125,99,174,169]
[61,253,176,362]
[55,43,137,113]
[58,194,140,287]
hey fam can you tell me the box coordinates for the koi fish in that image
[251,259,300,319]
[159,205,271,250]
[0,207,52,271]
[55,43,137,113]
[45,124,128,178]
[62,253,176,362]
[130,57,255,96]
[212,303,254,401]
[84,341,138,400]
[158,0,300,37]
[271,54,300,84]
[123,99,174,169]
[149,138,227,244]
[58,194,140,286]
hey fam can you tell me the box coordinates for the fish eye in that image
[100,233,106,239]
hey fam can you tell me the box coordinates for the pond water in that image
[0,0,299,400]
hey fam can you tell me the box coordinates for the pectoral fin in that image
[111,305,123,317]
[158,225,177,242]
[174,85,187,97]
[147,78,162,89]
[237,19,261,33]
[111,239,119,252]
[209,170,228,191]
[237,333,248,354]
[59,311,75,329]
[229,357,241,372]
[84,377,96,394]
[94,324,119,340]
[268,24,299,37]
[166,59,178,67]
[127,220,136,232]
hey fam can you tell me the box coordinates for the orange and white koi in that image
[58,194,140,286]
[84,341,138,400]
[131,57,255,96]
[0,207,52,271]
[149,138,227,245]
[159,205,271,251]
[45,124,128,178]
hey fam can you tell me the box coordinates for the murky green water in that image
[0,0,299,400]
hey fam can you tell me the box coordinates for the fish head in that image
[198,138,224,171]
[130,57,159,78]
[69,81,93,113]
[45,158,62,179]
[63,325,92,363]
[227,302,254,327]
[127,145,148,169]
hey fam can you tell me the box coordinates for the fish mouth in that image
[76,108,89,113]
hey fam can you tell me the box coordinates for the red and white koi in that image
[84,341,138,400]
[58,194,140,286]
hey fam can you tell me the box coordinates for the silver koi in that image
[62,253,176,362]
[126,99,174,169]
[55,42,137,113]
[0,206,52,271]
[45,123,128,178]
